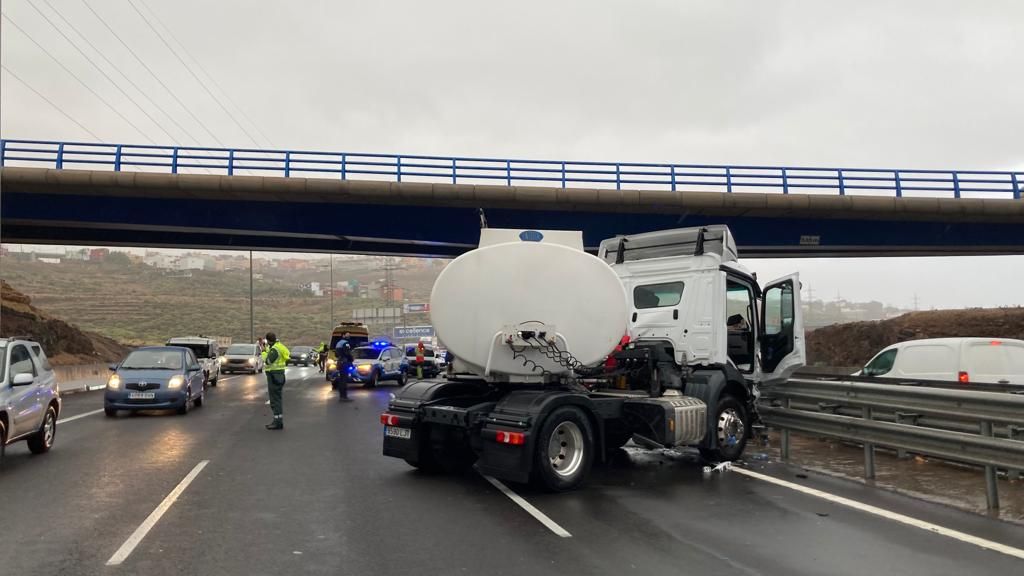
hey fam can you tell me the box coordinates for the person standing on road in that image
[315,341,328,373]
[332,333,354,402]
[261,332,290,430]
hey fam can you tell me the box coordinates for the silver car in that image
[0,337,61,462]
[219,343,264,374]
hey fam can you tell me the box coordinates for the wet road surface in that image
[2,367,1022,575]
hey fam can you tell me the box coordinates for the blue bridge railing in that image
[1,139,1020,199]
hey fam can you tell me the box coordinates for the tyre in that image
[104,407,118,418]
[210,374,218,387]
[194,388,205,408]
[698,395,750,462]
[366,370,379,388]
[27,406,57,454]
[1,418,7,464]
[397,371,408,386]
[531,406,594,491]
[177,390,191,415]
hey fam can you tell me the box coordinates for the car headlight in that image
[219,357,227,364]
[248,358,256,364]
[168,375,185,390]
[107,374,121,389]
[327,359,337,368]
[300,354,307,359]
[356,364,371,374]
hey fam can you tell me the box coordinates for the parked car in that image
[105,347,207,416]
[859,337,1024,385]
[350,344,407,387]
[287,346,315,367]
[166,336,221,386]
[404,343,441,378]
[0,337,60,462]
[220,343,264,374]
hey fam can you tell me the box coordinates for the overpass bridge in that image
[1,139,1021,257]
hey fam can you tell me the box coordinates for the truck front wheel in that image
[532,406,594,492]
[699,395,749,462]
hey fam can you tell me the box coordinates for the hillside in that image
[1,280,128,365]
[806,308,1024,367]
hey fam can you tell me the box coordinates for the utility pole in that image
[249,250,255,343]
[329,254,335,328]
[382,257,399,339]
[913,293,920,311]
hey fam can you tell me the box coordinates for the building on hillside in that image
[89,248,109,261]
[174,257,206,271]
[144,254,174,269]
[300,281,323,296]
[64,248,90,261]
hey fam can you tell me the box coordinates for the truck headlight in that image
[107,374,121,389]
[219,357,227,364]
[168,375,185,390]
[248,358,256,365]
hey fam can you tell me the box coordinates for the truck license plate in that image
[129,392,156,399]
[386,426,411,439]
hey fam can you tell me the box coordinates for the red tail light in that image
[495,430,525,446]
[380,413,400,426]
[991,340,1002,346]
[958,371,969,384]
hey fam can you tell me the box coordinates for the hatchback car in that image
[0,337,60,462]
[105,347,207,416]
[349,344,407,387]
[287,346,315,367]
[220,343,264,374]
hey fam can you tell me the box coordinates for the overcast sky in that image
[1,0,1022,309]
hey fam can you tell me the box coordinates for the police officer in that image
[315,341,328,373]
[261,332,290,429]
[332,333,354,402]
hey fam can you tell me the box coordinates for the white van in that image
[860,337,1024,385]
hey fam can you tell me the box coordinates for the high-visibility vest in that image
[263,341,290,372]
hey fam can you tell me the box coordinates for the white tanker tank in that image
[430,229,629,381]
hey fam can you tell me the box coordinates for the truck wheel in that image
[699,395,749,462]
[532,406,594,491]
[27,406,57,454]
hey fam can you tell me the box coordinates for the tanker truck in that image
[381,225,805,491]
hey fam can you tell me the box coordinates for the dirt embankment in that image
[806,307,1024,367]
[1,280,128,365]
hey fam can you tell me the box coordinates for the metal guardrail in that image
[761,377,1024,510]
[2,139,1022,199]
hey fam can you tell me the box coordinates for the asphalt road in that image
[1,367,1022,576]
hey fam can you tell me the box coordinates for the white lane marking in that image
[106,460,210,566]
[734,467,1024,561]
[481,474,572,538]
[57,408,104,424]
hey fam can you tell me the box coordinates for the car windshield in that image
[226,344,256,355]
[170,343,210,359]
[352,348,380,360]
[121,350,183,370]
[0,344,7,381]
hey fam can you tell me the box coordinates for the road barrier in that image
[760,377,1024,510]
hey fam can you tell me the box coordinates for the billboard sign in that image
[394,326,434,340]
[403,303,430,313]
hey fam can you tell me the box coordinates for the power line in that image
[77,0,227,147]
[23,1,179,143]
[1,64,103,141]
[1,12,153,142]
[39,0,207,146]
[138,0,275,148]
[127,0,263,148]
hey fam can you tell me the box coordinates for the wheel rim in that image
[547,421,584,478]
[717,407,745,447]
[43,412,55,447]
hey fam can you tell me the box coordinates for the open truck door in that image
[759,273,805,383]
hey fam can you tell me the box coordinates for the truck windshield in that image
[122,350,183,370]
[226,345,256,355]
[633,282,684,309]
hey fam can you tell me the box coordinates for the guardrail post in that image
[981,421,1000,510]
[397,156,402,183]
[952,171,960,199]
[863,406,876,480]
[284,152,291,177]
[563,162,568,189]
[837,169,845,195]
[56,142,65,169]
[1008,425,1024,480]
[171,147,179,174]
[895,412,920,459]
[1010,173,1019,200]
[114,145,123,171]
[726,167,733,193]
[227,149,234,176]
[452,158,457,184]
[506,160,511,186]
[894,170,902,197]
[670,165,676,192]
[780,397,791,461]
[341,154,347,180]
[0,139,6,167]
[781,168,789,194]
[614,164,619,190]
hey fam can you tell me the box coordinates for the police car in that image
[346,341,408,387]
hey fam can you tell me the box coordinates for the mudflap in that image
[476,389,606,486]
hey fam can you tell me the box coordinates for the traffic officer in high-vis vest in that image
[261,332,290,430]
